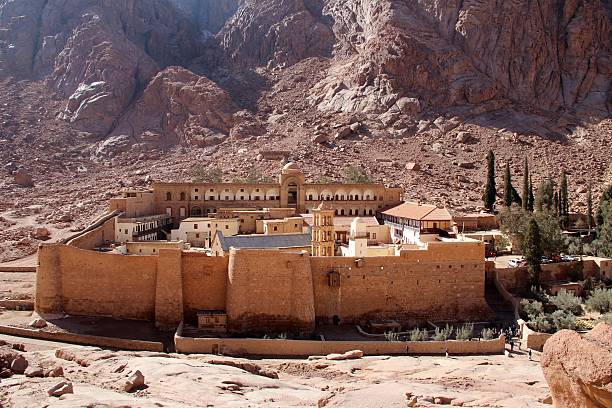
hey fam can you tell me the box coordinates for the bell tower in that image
[311,202,335,257]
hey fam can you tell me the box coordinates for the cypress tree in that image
[523,218,543,287]
[553,190,560,217]
[482,150,496,212]
[560,171,569,217]
[536,177,554,212]
[587,182,593,232]
[528,176,535,212]
[522,158,529,211]
[503,162,513,207]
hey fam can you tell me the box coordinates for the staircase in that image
[485,283,516,325]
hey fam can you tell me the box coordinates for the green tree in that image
[592,188,612,258]
[344,166,373,184]
[559,171,569,227]
[482,150,496,212]
[596,185,612,226]
[498,210,567,256]
[528,176,535,212]
[553,190,560,217]
[523,218,543,286]
[522,158,530,211]
[503,163,513,207]
[536,178,554,212]
[192,165,222,183]
[587,182,593,232]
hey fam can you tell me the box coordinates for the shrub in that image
[433,324,453,341]
[384,331,401,342]
[585,288,612,314]
[550,310,576,331]
[192,165,222,183]
[409,328,422,342]
[343,166,373,184]
[481,328,495,340]
[520,299,544,320]
[549,289,583,316]
[456,323,474,340]
[409,328,429,341]
[598,312,612,325]
[530,314,552,333]
[276,332,287,340]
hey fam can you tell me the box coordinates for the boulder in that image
[0,368,13,378]
[48,381,74,397]
[541,323,612,408]
[326,350,364,360]
[396,97,421,114]
[311,134,330,144]
[456,131,472,144]
[29,318,48,328]
[335,127,352,140]
[24,366,44,377]
[45,366,64,377]
[32,228,51,240]
[14,169,33,187]
[123,369,145,392]
[10,355,28,374]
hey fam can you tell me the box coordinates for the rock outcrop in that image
[312,0,611,115]
[104,66,238,154]
[541,322,612,408]
[218,0,335,68]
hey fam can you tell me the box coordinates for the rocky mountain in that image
[0,0,610,254]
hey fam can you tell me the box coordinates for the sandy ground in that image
[0,333,550,408]
[0,272,35,301]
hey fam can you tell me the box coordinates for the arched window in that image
[166,192,172,201]
[348,209,353,216]
[191,206,202,217]
[180,192,186,201]
[341,209,345,216]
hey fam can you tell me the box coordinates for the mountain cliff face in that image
[0,0,609,146]
[0,0,610,227]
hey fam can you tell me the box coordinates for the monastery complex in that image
[36,164,507,336]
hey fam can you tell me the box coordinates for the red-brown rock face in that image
[541,323,612,408]
[312,0,611,115]
[106,66,238,153]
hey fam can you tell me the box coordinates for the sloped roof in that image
[382,202,451,221]
[215,231,311,251]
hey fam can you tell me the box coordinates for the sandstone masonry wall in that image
[311,242,490,325]
[66,217,115,250]
[226,249,315,335]
[182,252,229,322]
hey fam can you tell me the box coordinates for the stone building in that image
[154,163,402,225]
[381,202,453,244]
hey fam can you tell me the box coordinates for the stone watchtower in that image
[311,202,335,256]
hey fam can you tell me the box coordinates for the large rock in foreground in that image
[541,323,612,408]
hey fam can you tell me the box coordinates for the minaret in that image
[311,202,335,256]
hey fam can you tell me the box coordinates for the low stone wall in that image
[0,266,36,272]
[0,325,164,352]
[0,300,34,310]
[174,324,505,356]
[518,319,552,352]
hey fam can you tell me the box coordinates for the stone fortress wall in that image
[36,217,493,331]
